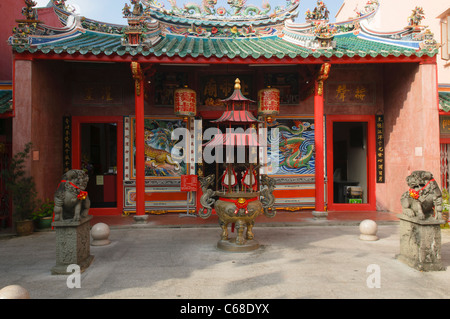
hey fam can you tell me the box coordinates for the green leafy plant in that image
[441,189,450,229]
[0,142,37,221]
[31,199,54,221]
[442,188,449,212]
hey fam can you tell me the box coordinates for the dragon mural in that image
[268,119,315,175]
[279,136,315,169]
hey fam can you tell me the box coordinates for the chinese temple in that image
[6,0,441,222]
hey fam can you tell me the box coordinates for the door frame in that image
[439,138,450,190]
[72,116,124,216]
[326,115,376,211]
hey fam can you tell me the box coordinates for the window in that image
[439,9,450,60]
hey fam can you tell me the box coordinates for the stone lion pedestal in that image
[51,215,94,275]
[397,214,446,272]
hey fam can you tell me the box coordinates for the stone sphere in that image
[0,285,30,299]
[91,223,111,246]
[359,219,378,241]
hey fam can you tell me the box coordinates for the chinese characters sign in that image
[200,75,251,106]
[180,175,198,191]
[63,116,71,173]
[326,82,376,105]
[376,115,385,183]
[439,116,450,136]
[72,82,123,105]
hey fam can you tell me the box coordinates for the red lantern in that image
[174,86,196,119]
[258,86,280,122]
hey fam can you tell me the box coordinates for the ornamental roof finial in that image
[235,78,241,90]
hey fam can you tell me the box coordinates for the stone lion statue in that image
[400,170,442,220]
[53,169,90,221]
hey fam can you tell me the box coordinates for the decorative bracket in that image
[131,61,143,96]
[317,62,331,96]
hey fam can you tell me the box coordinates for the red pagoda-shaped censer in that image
[199,78,277,252]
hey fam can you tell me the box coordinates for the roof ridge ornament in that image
[122,0,162,48]
[407,6,425,29]
[141,0,299,22]
[234,78,241,90]
[401,6,438,52]
[313,22,337,48]
[53,0,67,11]
[9,0,42,47]
[22,0,39,20]
[418,29,440,52]
[352,0,378,19]
[305,1,330,23]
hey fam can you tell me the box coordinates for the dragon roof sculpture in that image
[143,0,300,24]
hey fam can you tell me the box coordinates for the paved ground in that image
[0,222,449,301]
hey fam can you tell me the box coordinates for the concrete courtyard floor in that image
[1,221,450,300]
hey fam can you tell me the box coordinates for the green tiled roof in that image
[13,29,437,60]
[440,92,450,112]
[282,31,436,58]
[14,30,312,59]
[0,91,12,114]
[22,31,124,56]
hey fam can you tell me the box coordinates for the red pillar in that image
[313,63,330,217]
[131,62,146,222]
[314,81,325,212]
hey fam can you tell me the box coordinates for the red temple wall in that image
[30,60,66,199]
[380,62,440,213]
[0,0,23,82]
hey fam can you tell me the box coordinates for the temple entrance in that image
[72,117,123,215]
[326,115,376,211]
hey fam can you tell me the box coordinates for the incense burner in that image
[199,173,276,252]
[198,78,277,251]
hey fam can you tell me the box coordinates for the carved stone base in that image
[217,238,260,252]
[51,215,94,275]
[312,211,328,220]
[396,215,446,272]
[133,214,148,224]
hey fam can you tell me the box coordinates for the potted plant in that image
[0,142,37,235]
[31,199,54,230]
